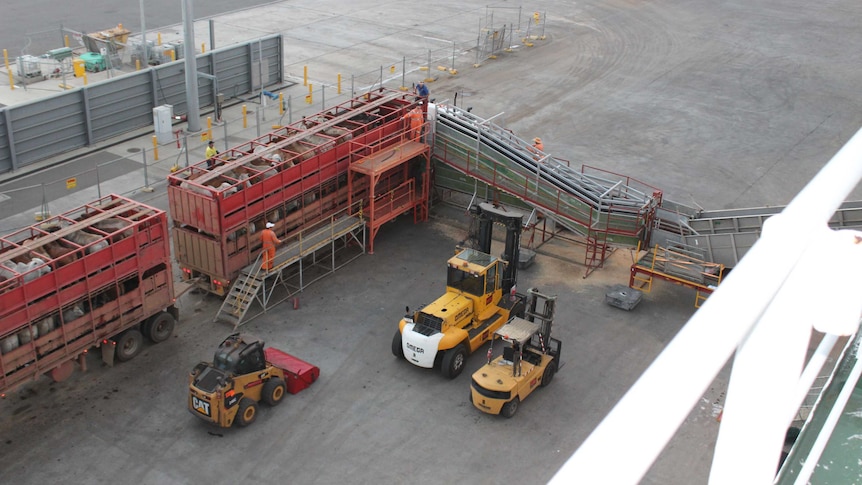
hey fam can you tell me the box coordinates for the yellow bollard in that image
[303,66,308,86]
[242,105,248,128]
[64,35,69,48]
[83,72,88,86]
[169,50,175,62]
[534,12,540,24]
[337,73,342,95]
[201,43,205,54]
[279,93,284,115]
[152,136,159,161]
[136,59,141,71]
[3,49,13,91]
[390,65,395,73]
[305,84,313,104]
[157,32,162,45]
[207,117,213,142]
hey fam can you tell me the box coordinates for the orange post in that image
[303,65,308,86]
[3,49,13,91]
[242,105,248,128]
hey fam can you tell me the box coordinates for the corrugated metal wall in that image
[0,34,282,174]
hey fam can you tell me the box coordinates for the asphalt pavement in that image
[1,1,861,484]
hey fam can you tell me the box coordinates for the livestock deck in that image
[0,195,177,394]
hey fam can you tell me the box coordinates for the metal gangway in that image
[214,206,366,329]
[653,200,862,268]
[432,104,662,275]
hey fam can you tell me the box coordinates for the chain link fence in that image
[0,5,549,232]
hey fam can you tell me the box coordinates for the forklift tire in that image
[236,398,258,427]
[115,329,144,362]
[145,312,176,343]
[501,397,520,418]
[540,360,557,388]
[442,344,467,379]
[391,330,404,359]
[262,378,286,406]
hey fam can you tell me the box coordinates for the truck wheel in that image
[442,344,467,379]
[501,397,520,418]
[236,398,258,427]
[391,330,404,359]
[540,360,557,388]
[262,378,286,406]
[115,329,143,362]
[145,312,176,343]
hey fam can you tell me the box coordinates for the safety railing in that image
[551,126,862,484]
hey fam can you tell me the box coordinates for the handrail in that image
[551,125,862,484]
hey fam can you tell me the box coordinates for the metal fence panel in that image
[9,92,88,166]
[0,34,283,174]
[0,112,9,173]
[89,71,153,141]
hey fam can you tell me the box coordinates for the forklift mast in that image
[471,202,523,295]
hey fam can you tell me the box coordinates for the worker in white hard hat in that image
[260,222,281,271]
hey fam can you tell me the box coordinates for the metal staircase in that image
[214,207,366,328]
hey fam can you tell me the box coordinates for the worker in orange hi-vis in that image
[260,222,281,271]
[532,137,544,152]
[404,104,425,142]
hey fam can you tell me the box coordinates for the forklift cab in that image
[213,333,267,376]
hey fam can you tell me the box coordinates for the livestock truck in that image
[0,195,178,394]
[167,89,421,295]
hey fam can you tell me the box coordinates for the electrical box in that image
[153,105,174,145]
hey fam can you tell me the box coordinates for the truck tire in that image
[501,397,519,418]
[441,344,467,379]
[540,360,557,388]
[262,378,286,406]
[236,398,258,427]
[145,312,176,343]
[115,329,144,362]
[391,330,404,359]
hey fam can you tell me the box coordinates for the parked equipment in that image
[0,195,179,395]
[470,288,559,417]
[188,333,319,428]
[392,202,527,378]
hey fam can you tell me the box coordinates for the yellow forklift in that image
[392,203,527,378]
[470,288,559,417]
[188,333,319,427]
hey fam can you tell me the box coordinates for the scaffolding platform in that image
[629,242,724,307]
[214,207,365,328]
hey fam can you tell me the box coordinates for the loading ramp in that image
[214,207,365,329]
[432,104,661,275]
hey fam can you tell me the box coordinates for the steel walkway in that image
[214,210,365,328]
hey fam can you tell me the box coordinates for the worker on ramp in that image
[260,222,281,271]
[404,103,424,142]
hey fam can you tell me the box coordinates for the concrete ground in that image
[1,1,861,483]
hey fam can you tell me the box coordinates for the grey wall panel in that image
[10,93,88,166]
[3,35,283,171]
[0,111,10,173]
[89,71,153,141]
[214,46,252,99]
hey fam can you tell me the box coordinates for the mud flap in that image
[101,339,116,367]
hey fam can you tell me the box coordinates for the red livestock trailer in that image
[0,195,178,395]
[167,89,420,295]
